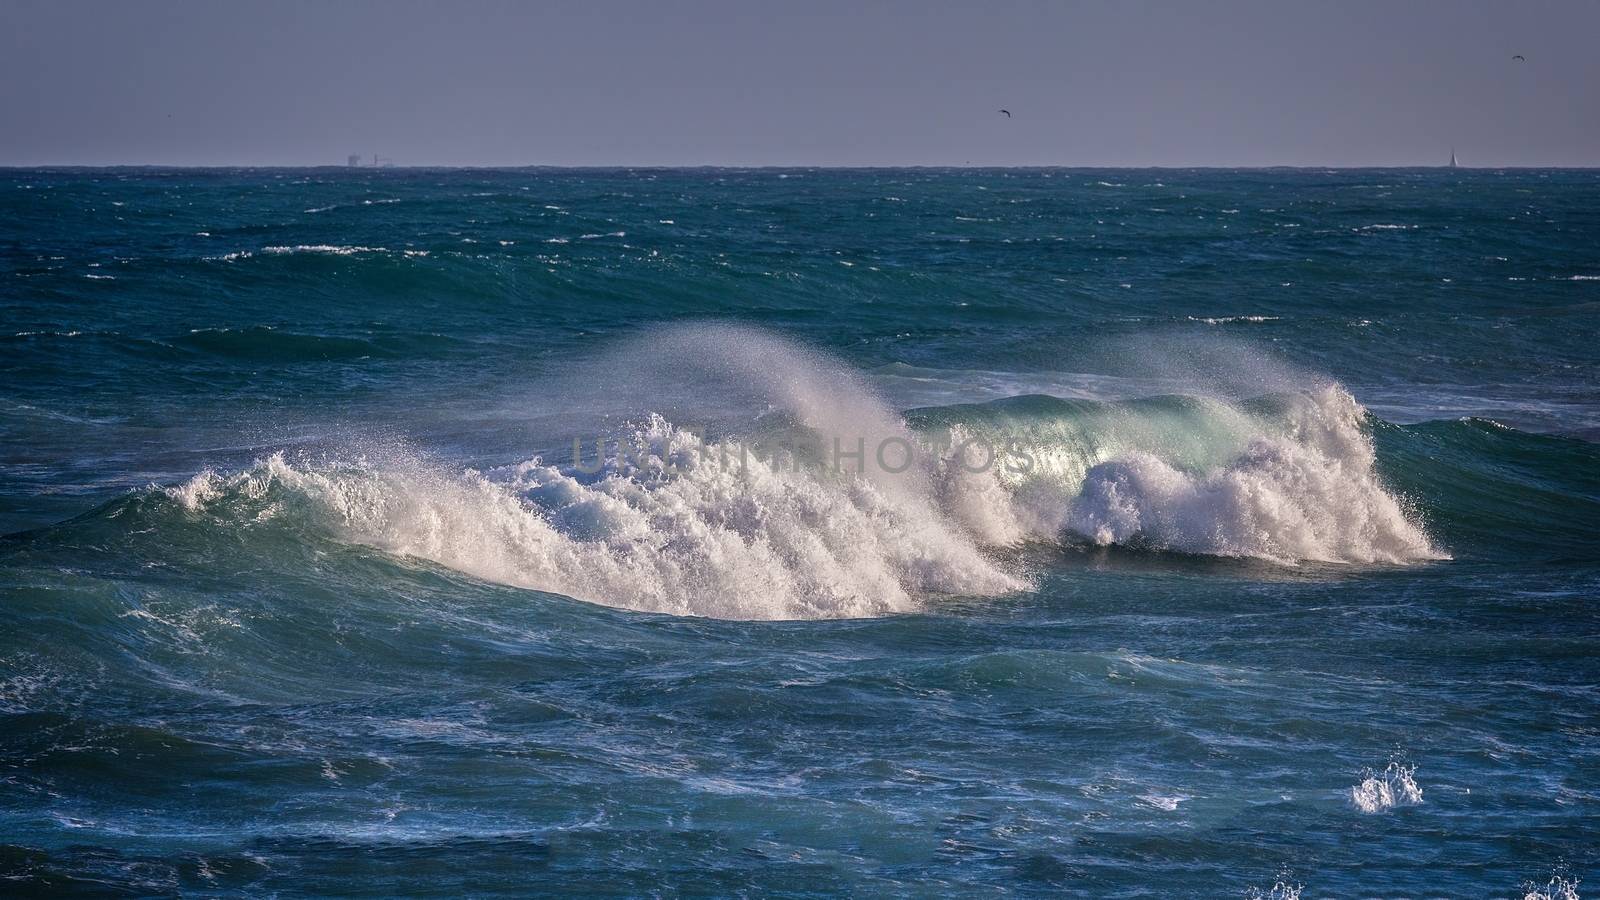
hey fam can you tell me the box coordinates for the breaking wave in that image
[167,424,1023,620]
[1062,386,1441,564]
[147,326,1443,619]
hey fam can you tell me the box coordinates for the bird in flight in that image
[1513,54,1525,61]
[998,109,1012,118]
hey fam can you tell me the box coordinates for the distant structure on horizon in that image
[344,154,396,168]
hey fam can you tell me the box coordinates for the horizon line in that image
[6,163,1600,171]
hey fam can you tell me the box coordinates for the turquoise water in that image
[2,168,1597,896]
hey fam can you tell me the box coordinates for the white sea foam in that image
[262,244,388,255]
[163,327,1444,617]
[0,655,76,713]
[1524,876,1581,900]
[1244,880,1302,900]
[167,326,1033,619]
[1137,792,1188,811]
[1067,386,1443,564]
[1348,761,1423,813]
[1187,315,1281,325]
[170,423,1024,620]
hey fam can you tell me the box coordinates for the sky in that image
[1,0,1597,167]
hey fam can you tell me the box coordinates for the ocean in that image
[2,167,1596,897]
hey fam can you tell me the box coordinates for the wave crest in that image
[169,418,1025,620]
[157,327,1445,617]
[1065,386,1443,564]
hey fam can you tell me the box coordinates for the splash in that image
[169,419,1024,621]
[1524,876,1581,900]
[1244,879,1303,900]
[163,327,1444,617]
[1066,386,1443,564]
[1348,761,1424,813]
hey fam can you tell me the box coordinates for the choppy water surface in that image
[2,168,1597,896]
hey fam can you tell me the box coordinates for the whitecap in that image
[1349,761,1423,813]
[1067,387,1443,565]
[161,329,1448,620]
[1523,876,1581,900]
[169,423,1025,621]
[1187,315,1281,325]
[163,326,1033,620]
[1136,793,1188,811]
[261,245,388,255]
[1245,879,1303,900]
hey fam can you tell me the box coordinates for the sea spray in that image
[168,420,1026,620]
[155,328,1450,617]
[166,384,1443,619]
[1523,876,1582,900]
[1244,879,1303,900]
[1065,385,1444,564]
[1349,761,1424,813]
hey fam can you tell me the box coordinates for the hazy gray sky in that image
[2,0,1596,167]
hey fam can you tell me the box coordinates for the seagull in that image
[1513,54,1525,61]
[998,109,1012,118]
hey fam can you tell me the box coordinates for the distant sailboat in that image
[1449,149,1458,169]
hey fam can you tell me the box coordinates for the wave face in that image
[165,432,1022,621]
[1061,386,1440,563]
[161,326,1029,619]
[137,327,1441,620]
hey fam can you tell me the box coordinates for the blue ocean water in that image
[2,168,1597,897]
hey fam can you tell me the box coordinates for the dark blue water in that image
[3,168,1597,897]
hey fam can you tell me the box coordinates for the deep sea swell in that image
[2,168,1598,896]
